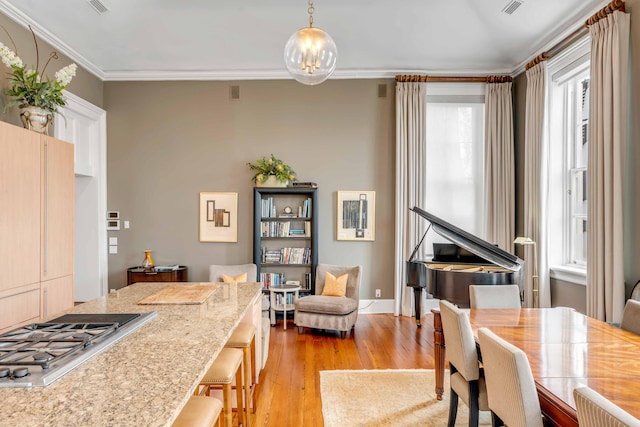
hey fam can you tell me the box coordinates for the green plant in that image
[248,154,297,183]
[0,26,76,113]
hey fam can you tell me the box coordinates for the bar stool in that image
[225,322,257,418]
[172,396,222,427]
[198,348,245,427]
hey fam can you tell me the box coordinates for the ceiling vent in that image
[502,0,523,15]
[86,0,109,14]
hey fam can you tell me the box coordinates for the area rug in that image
[320,369,491,427]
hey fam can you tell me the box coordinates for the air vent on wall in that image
[87,0,109,14]
[502,0,523,15]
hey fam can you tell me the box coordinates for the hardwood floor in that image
[251,313,436,427]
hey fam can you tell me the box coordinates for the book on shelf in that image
[297,197,312,218]
[261,247,311,264]
[260,272,285,290]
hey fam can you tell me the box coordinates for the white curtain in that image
[394,82,427,317]
[586,11,630,323]
[483,82,515,253]
[523,63,550,308]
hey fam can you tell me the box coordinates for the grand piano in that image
[406,206,524,325]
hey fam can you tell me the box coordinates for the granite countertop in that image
[0,281,263,427]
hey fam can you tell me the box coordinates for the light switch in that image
[124,220,130,229]
[109,245,118,254]
[109,237,118,245]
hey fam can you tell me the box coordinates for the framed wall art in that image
[336,190,375,241]
[199,192,238,242]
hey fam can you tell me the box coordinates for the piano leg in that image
[414,288,423,327]
[432,308,445,400]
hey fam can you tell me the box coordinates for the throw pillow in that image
[321,272,348,297]
[221,272,247,283]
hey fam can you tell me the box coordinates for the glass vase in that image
[142,250,155,272]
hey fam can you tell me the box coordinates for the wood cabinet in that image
[0,121,74,332]
[41,135,75,282]
[253,187,318,293]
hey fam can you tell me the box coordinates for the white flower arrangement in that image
[0,26,77,113]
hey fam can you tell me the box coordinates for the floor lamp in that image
[514,236,538,308]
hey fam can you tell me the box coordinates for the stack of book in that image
[261,248,283,264]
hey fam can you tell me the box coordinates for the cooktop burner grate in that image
[0,312,155,387]
[0,322,121,369]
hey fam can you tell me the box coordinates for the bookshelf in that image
[253,187,318,294]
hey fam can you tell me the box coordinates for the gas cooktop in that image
[0,312,157,388]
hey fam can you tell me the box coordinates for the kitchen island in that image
[0,281,263,426]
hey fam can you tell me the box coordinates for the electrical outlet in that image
[375,289,381,298]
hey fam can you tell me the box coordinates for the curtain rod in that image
[394,75,512,83]
[526,0,625,70]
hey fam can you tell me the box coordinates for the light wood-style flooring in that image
[250,313,436,427]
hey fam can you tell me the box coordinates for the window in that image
[423,84,485,257]
[548,38,590,281]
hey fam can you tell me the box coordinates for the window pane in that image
[424,102,484,256]
[572,169,587,216]
[571,218,587,265]
[575,77,589,169]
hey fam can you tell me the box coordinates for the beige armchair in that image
[294,264,361,339]
[209,263,257,283]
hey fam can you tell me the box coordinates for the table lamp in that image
[513,236,538,308]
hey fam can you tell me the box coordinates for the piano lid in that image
[410,206,523,272]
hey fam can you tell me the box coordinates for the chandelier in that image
[284,0,338,85]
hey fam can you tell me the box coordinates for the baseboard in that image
[357,298,440,315]
[358,299,394,314]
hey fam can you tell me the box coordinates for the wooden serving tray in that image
[138,284,217,305]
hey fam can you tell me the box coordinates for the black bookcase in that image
[253,187,318,294]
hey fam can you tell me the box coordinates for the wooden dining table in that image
[431,307,640,426]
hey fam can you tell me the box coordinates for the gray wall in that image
[103,79,396,299]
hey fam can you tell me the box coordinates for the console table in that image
[127,266,188,285]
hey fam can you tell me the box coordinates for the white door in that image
[54,91,107,302]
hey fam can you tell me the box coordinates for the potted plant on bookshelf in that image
[248,154,297,187]
[0,26,77,134]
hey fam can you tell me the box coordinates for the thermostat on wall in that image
[107,211,120,219]
[107,219,120,230]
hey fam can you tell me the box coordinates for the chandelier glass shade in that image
[284,1,337,85]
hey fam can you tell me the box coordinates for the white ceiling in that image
[0,0,607,81]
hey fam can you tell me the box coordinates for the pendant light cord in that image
[308,0,314,27]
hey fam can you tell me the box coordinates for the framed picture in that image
[336,190,375,241]
[199,192,238,242]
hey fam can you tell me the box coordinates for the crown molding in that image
[0,0,105,79]
[102,67,516,82]
[511,0,609,76]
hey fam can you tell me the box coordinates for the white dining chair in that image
[469,284,521,309]
[439,300,489,427]
[574,386,640,427]
[620,299,640,335]
[477,327,543,427]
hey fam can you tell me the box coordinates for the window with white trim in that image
[548,38,590,278]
